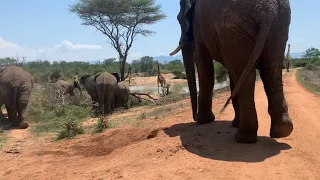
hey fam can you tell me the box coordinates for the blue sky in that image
[0,0,318,62]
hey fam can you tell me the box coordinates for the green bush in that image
[306,64,317,71]
[92,117,111,134]
[172,70,187,79]
[56,118,84,140]
[215,62,228,83]
[28,86,91,135]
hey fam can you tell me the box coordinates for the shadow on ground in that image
[163,120,292,163]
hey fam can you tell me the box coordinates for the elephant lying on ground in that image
[80,72,118,115]
[0,66,33,129]
[169,0,293,143]
[54,77,82,96]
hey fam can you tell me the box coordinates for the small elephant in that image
[170,0,293,143]
[80,72,118,115]
[80,75,99,109]
[0,66,33,129]
[115,81,130,109]
[54,77,82,96]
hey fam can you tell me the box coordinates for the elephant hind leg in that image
[223,42,258,143]
[229,76,240,128]
[194,42,215,124]
[260,37,293,138]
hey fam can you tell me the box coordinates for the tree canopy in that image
[303,47,320,60]
[69,0,166,80]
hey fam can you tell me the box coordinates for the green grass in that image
[296,66,320,95]
[27,86,92,136]
[0,133,7,148]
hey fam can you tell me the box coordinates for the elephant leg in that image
[260,38,293,138]
[96,84,105,115]
[16,89,30,129]
[195,42,215,124]
[6,106,17,125]
[104,90,114,115]
[230,76,240,128]
[228,67,258,143]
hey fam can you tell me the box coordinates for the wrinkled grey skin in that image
[80,72,118,115]
[171,0,293,143]
[54,79,81,96]
[80,75,98,105]
[115,81,130,109]
[0,66,33,129]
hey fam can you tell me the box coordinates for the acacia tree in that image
[70,0,166,80]
[303,47,320,60]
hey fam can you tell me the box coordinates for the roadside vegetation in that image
[294,47,320,95]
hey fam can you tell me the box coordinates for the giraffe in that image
[284,44,291,72]
[157,61,166,94]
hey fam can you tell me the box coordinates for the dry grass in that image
[296,66,320,95]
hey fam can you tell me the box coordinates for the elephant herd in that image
[54,71,130,116]
[0,0,295,144]
[0,66,130,130]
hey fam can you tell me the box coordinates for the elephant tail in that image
[12,85,18,109]
[220,12,276,113]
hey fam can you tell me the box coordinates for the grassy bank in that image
[296,65,320,95]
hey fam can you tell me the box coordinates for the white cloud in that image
[0,37,21,49]
[0,36,108,61]
[54,40,102,50]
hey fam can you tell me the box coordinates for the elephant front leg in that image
[6,106,18,128]
[195,42,215,124]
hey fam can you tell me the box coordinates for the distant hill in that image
[153,55,182,64]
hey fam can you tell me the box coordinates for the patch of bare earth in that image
[126,73,189,86]
[1,69,320,179]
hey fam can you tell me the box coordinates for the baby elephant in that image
[115,81,130,109]
[54,77,82,97]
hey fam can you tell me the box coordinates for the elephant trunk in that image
[181,41,197,121]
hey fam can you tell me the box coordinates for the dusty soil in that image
[1,69,320,180]
[125,73,189,86]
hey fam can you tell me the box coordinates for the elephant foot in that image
[232,118,239,128]
[270,114,293,138]
[19,122,29,129]
[235,129,258,143]
[196,111,215,125]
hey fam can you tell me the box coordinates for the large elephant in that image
[54,77,82,96]
[80,72,118,115]
[0,66,33,129]
[169,0,293,143]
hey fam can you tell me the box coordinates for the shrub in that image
[56,118,84,140]
[172,70,187,79]
[306,64,317,71]
[215,62,228,83]
[92,117,111,134]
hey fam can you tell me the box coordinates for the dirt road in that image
[0,69,320,180]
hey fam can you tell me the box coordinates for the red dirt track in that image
[1,69,320,180]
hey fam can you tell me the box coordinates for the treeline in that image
[289,47,320,68]
[0,56,187,83]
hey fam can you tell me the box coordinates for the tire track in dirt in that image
[0,69,319,180]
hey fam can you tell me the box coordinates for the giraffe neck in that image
[286,44,291,59]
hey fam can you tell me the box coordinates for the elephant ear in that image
[94,72,102,83]
[178,0,196,43]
